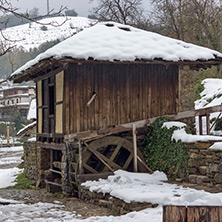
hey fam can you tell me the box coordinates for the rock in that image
[188,175,197,184]
[199,166,208,175]
[196,176,209,185]
[214,173,222,184]
[209,164,219,173]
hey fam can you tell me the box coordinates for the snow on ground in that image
[83,170,222,207]
[0,167,22,188]
[0,146,23,188]
[209,142,222,150]
[2,16,94,51]
[0,202,81,222]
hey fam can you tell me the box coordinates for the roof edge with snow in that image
[9,21,222,83]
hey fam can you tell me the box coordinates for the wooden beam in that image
[77,172,113,182]
[199,116,203,135]
[195,104,222,116]
[64,109,196,141]
[206,112,210,135]
[84,142,115,172]
[137,156,152,173]
[37,142,65,150]
[132,123,138,172]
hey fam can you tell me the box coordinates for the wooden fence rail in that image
[163,205,222,222]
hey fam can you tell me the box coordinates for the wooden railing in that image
[196,104,222,135]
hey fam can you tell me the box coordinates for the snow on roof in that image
[27,98,36,120]
[10,22,222,80]
[16,121,36,136]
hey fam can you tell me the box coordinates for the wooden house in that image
[9,22,222,194]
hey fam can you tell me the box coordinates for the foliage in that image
[214,118,222,131]
[194,82,204,100]
[65,9,78,17]
[14,112,24,132]
[40,25,48,31]
[143,117,188,179]
[5,172,34,190]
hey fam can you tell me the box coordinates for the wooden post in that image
[79,140,83,174]
[199,115,203,135]
[6,125,9,146]
[206,112,210,135]
[132,123,138,172]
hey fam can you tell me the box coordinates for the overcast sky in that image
[10,0,98,17]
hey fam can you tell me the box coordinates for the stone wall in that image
[23,141,38,182]
[178,141,222,189]
[79,186,157,215]
[178,65,196,112]
[36,145,50,187]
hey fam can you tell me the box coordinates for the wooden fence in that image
[163,205,222,222]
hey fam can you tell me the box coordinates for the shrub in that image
[40,25,48,31]
[195,82,204,100]
[143,117,188,180]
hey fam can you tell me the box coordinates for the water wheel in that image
[81,136,147,174]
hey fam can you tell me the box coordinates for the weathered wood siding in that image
[64,63,178,134]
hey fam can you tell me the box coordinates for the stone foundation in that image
[23,141,38,183]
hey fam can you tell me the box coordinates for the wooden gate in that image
[163,205,222,222]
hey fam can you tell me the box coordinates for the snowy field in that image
[1,16,94,51]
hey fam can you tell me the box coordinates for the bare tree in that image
[151,0,222,50]
[90,0,144,25]
[0,0,67,56]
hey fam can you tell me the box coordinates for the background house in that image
[0,83,35,121]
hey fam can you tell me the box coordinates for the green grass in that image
[3,172,35,190]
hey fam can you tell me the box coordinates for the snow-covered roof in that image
[10,21,222,81]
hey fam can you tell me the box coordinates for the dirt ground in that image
[0,188,116,218]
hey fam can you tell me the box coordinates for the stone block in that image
[214,173,222,183]
[190,153,199,159]
[209,164,219,173]
[199,166,208,175]
[195,142,213,149]
[188,175,197,184]
[196,175,210,185]
[189,167,198,174]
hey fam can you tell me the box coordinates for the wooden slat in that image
[45,179,62,187]
[163,205,187,222]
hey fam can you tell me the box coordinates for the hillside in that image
[1,16,95,51]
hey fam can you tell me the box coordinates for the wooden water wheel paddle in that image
[81,136,147,174]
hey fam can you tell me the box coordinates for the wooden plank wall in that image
[64,63,178,134]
